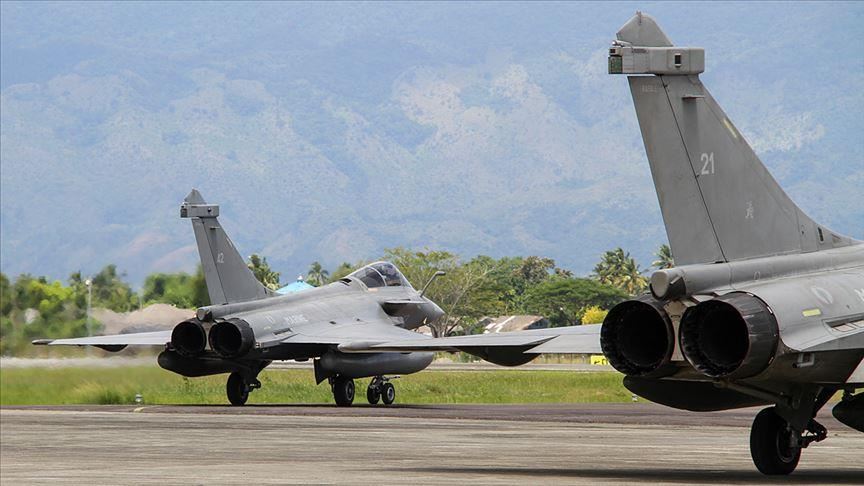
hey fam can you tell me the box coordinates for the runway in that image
[1,404,862,485]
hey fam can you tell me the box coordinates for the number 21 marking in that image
[700,152,715,175]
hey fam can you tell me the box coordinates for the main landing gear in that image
[328,375,398,406]
[331,375,356,407]
[749,403,828,475]
[226,371,261,406]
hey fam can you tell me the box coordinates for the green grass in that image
[0,366,629,405]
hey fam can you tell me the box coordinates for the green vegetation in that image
[593,248,649,295]
[352,249,632,335]
[306,261,330,286]
[328,262,356,282]
[247,254,281,290]
[579,306,608,325]
[523,277,625,328]
[0,366,629,405]
[141,266,209,308]
[2,272,96,355]
[82,265,138,312]
[652,244,675,270]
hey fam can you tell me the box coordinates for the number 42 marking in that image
[700,152,715,175]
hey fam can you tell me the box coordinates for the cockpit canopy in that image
[348,261,412,289]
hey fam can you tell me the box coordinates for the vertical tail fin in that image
[611,12,858,265]
[181,189,273,305]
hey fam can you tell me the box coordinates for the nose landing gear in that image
[366,376,397,405]
[328,375,399,406]
[366,381,381,404]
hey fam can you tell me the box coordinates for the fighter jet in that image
[345,13,864,475]
[34,189,445,407]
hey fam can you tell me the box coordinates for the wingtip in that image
[31,339,53,346]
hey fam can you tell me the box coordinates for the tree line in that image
[0,245,673,353]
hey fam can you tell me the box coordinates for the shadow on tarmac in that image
[397,467,864,484]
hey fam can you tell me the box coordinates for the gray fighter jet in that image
[346,13,864,475]
[34,189,445,407]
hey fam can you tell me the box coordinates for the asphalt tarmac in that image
[1,404,862,485]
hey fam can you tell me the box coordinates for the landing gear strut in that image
[226,371,261,406]
[367,376,397,405]
[331,375,355,407]
[750,406,828,475]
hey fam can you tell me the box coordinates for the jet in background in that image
[349,13,864,475]
[35,190,445,407]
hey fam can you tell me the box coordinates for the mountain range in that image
[2,2,862,285]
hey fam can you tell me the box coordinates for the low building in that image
[276,276,315,295]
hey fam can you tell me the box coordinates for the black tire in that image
[367,385,381,405]
[226,372,249,406]
[381,382,396,405]
[750,407,801,475]
[333,376,355,407]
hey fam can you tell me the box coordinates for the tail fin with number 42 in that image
[181,189,274,305]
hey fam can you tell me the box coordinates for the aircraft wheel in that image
[381,382,396,405]
[750,407,801,475]
[367,384,381,404]
[333,376,355,407]
[226,372,249,406]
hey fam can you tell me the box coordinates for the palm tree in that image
[307,261,329,287]
[618,255,649,295]
[593,248,627,284]
[652,244,675,269]
[593,248,648,295]
[247,254,281,290]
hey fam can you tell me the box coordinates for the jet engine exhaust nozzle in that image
[601,296,675,377]
[208,318,255,358]
[679,293,778,379]
[170,319,208,357]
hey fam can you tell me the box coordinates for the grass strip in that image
[0,366,629,405]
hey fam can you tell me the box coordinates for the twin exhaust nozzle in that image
[170,318,255,359]
[601,292,779,380]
